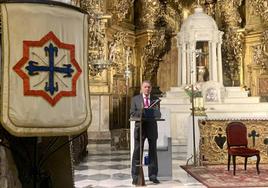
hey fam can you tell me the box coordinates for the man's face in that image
[141,82,152,96]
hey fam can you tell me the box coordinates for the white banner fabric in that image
[1,3,91,136]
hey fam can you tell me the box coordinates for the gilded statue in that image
[252,30,268,72]
[108,31,127,74]
[253,45,268,71]
[108,41,117,63]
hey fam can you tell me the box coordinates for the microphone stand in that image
[136,103,145,186]
[191,84,197,166]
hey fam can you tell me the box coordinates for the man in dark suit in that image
[130,80,160,185]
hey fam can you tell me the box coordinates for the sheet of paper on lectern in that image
[1,3,91,136]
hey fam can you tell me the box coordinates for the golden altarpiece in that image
[6,0,268,187]
[66,0,268,164]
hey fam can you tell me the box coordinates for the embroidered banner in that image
[1,3,91,136]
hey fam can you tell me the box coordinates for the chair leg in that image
[244,157,248,171]
[232,155,236,175]
[256,154,260,174]
[228,154,231,171]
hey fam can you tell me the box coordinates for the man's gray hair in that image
[140,80,152,93]
[141,80,152,86]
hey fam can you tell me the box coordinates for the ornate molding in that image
[219,0,244,86]
[109,0,134,22]
[222,28,244,86]
[164,3,183,32]
[138,0,162,28]
[137,1,176,85]
[204,0,217,18]
[248,0,268,22]
[108,31,133,75]
[166,0,183,30]
[80,0,111,76]
[252,45,267,70]
[108,31,126,74]
[80,0,103,12]
[142,28,172,83]
[252,30,268,71]
[219,0,242,28]
[199,120,268,165]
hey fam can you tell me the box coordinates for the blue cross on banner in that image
[13,31,82,106]
[26,43,74,95]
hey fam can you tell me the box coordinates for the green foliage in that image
[184,84,202,97]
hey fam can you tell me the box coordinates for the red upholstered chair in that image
[226,122,260,175]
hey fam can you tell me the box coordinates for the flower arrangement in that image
[184,84,202,98]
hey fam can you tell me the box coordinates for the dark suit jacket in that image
[130,94,160,140]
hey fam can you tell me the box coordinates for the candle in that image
[199,97,204,108]
[194,97,204,108]
[126,47,129,68]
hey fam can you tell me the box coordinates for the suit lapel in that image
[150,97,155,105]
[138,94,143,108]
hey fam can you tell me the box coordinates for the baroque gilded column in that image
[108,0,134,22]
[136,0,175,95]
[219,0,244,86]
[142,28,172,86]
[105,0,137,148]
[79,0,113,142]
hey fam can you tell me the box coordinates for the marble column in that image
[187,43,191,84]
[209,42,213,81]
[191,42,197,84]
[217,43,223,84]
[181,43,187,85]
[211,42,217,81]
[87,95,111,142]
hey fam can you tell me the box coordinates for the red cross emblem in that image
[13,31,82,106]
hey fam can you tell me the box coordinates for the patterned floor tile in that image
[108,164,130,170]
[74,165,90,171]
[111,173,131,180]
[86,174,111,181]
[84,165,111,170]
[75,174,93,181]
[74,145,205,188]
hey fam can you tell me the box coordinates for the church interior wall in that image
[80,0,268,146]
[157,36,178,93]
[5,0,266,156]
[4,0,268,186]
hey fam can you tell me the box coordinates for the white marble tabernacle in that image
[159,6,268,164]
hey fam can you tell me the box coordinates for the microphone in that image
[148,99,161,109]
